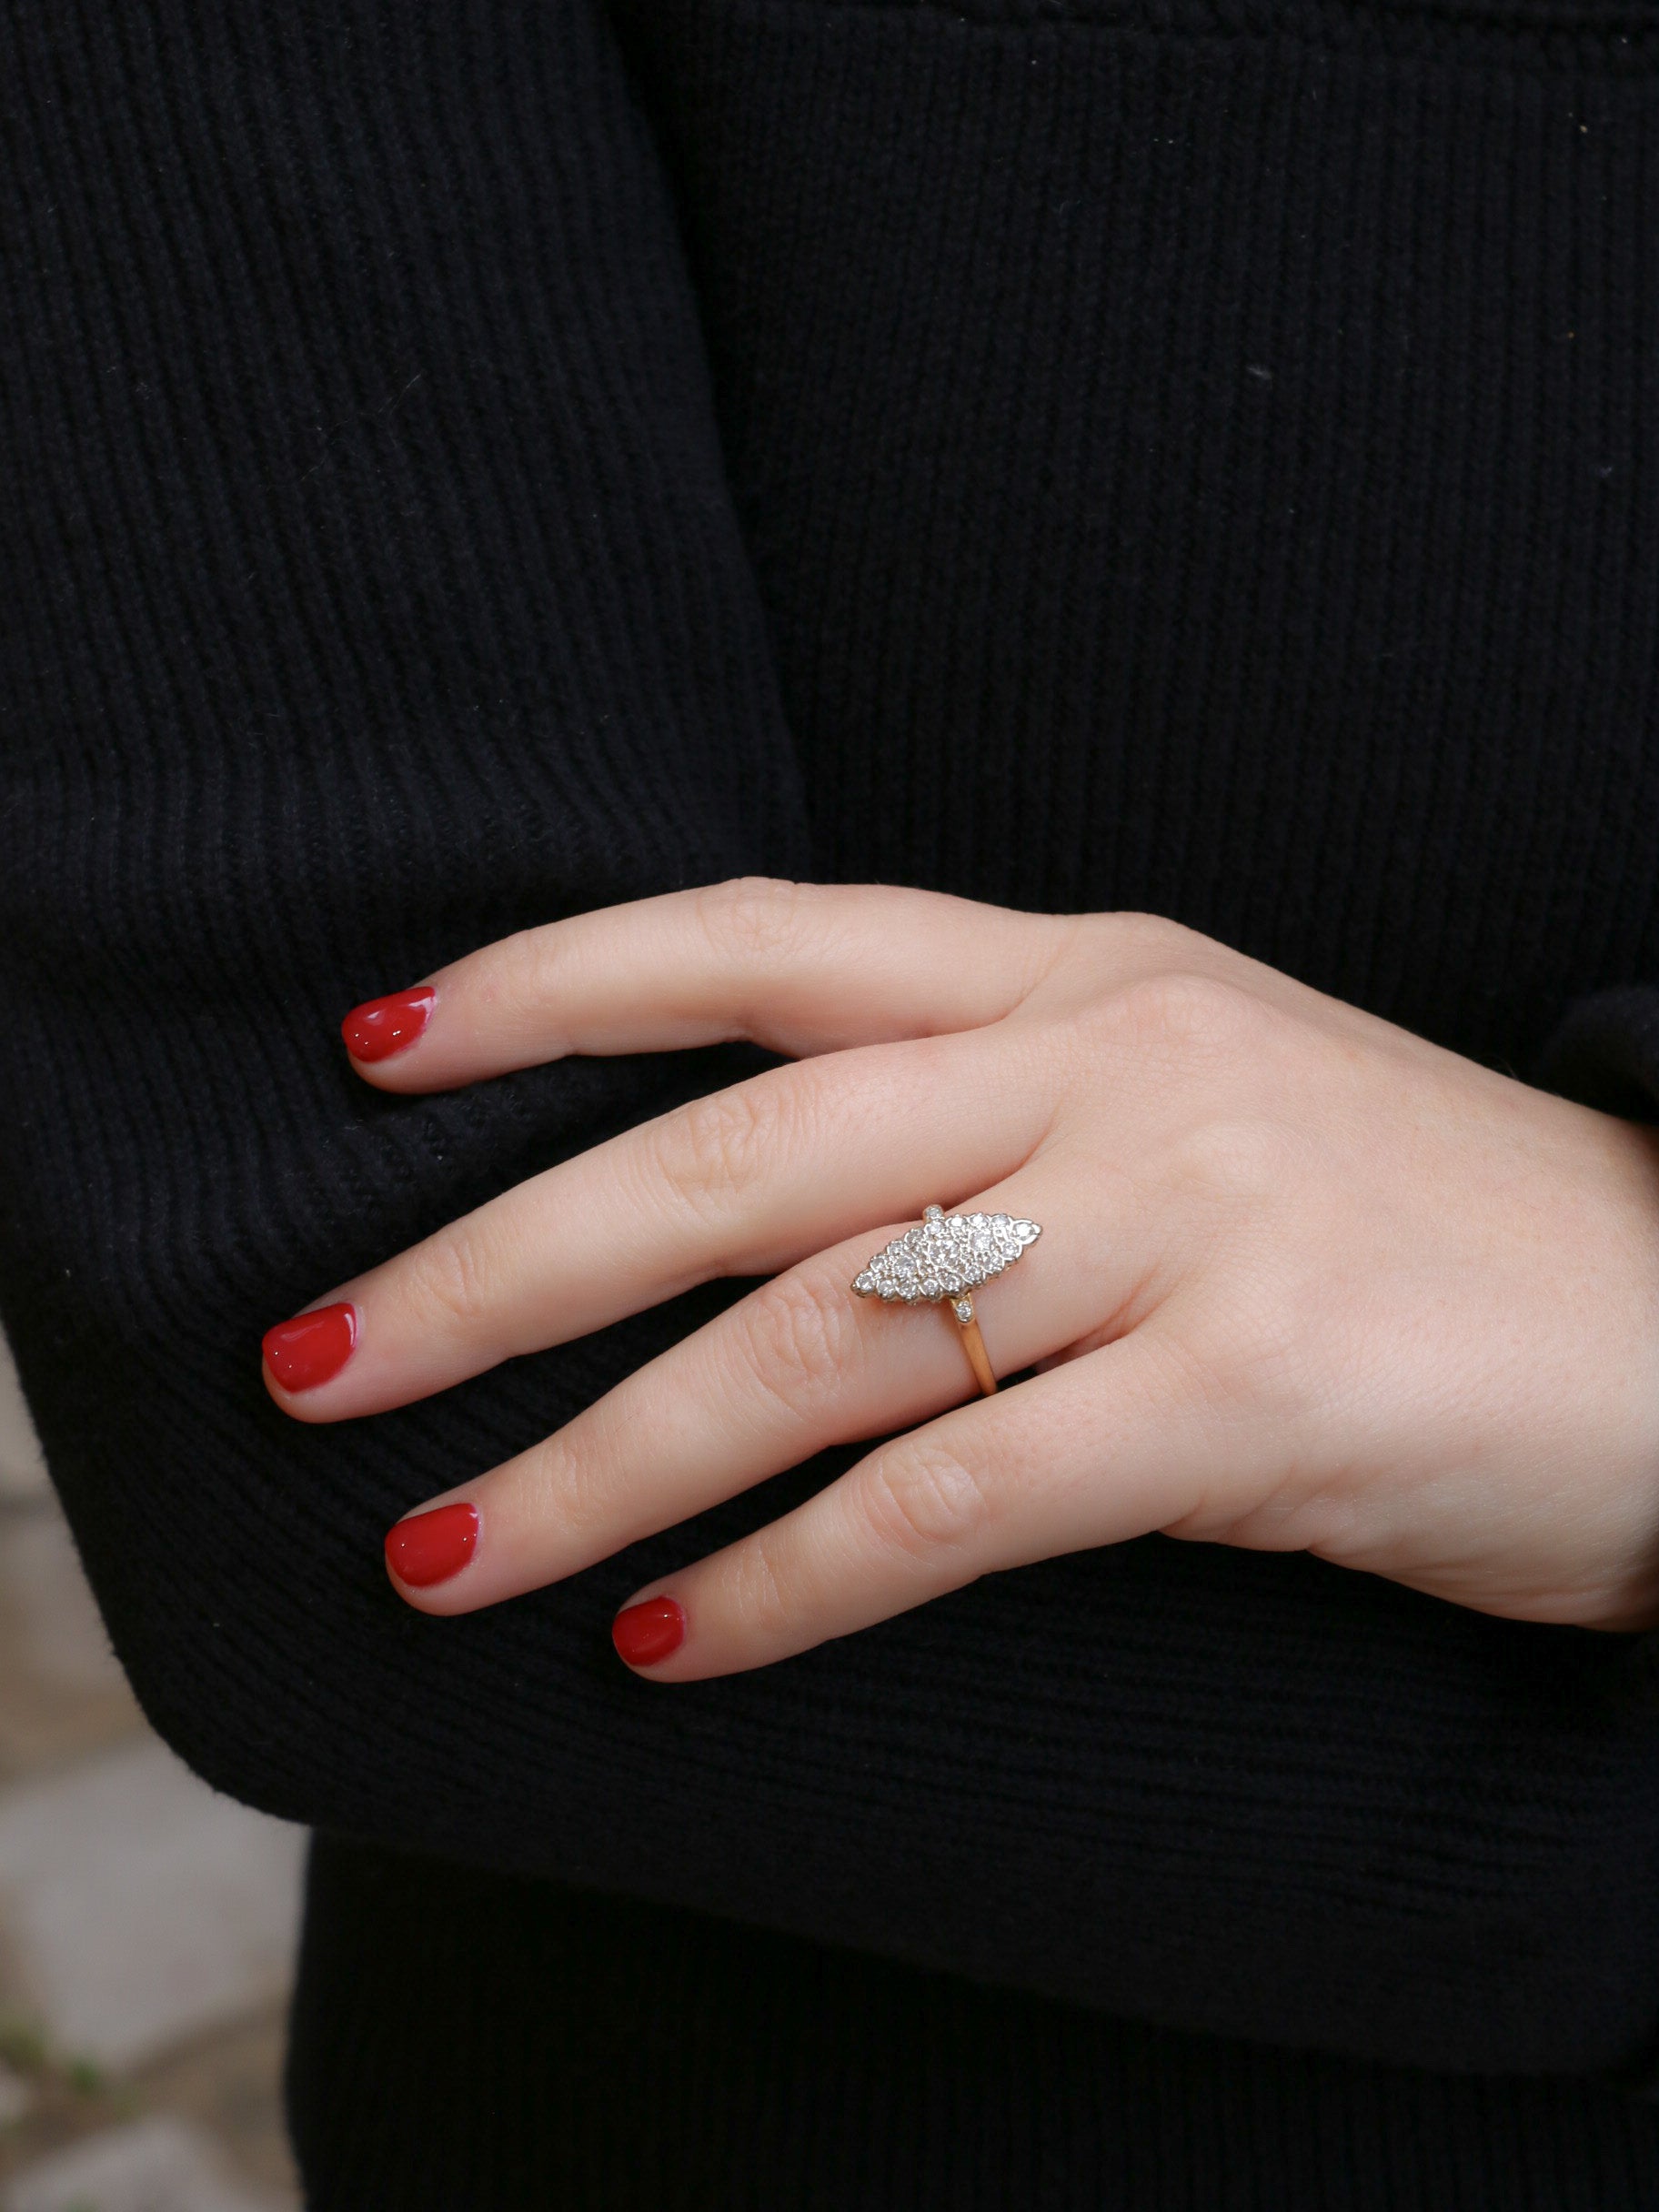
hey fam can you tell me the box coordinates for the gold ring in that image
[851,1205,1042,1397]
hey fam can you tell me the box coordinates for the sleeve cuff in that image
[1531,986,1659,1123]
[1532,987,1659,1699]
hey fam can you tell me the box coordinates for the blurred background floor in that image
[0,1327,304,2212]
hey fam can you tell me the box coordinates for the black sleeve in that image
[1534,988,1659,1126]
[1533,989,1659,1729]
[0,4,814,1849]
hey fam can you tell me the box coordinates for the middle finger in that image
[263,1032,1055,1420]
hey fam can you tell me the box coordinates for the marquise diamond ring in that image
[852,1204,1042,1396]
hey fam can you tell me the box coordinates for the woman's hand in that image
[261,880,1659,1676]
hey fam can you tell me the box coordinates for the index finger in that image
[341,878,1078,1091]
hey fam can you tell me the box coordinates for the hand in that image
[262,880,1659,1677]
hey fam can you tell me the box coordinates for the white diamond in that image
[851,1209,1043,1302]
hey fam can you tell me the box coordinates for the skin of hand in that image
[260,878,1659,1678]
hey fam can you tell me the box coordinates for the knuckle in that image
[461,927,570,1051]
[1099,910,1208,968]
[517,921,578,1019]
[653,1076,793,1220]
[1173,1114,1299,1214]
[1185,1284,1314,1428]
[411,1218,499,1342]
[738,1268,858,1414]
[1104,970,1266,1058]
[723,1533,796,1643]
[694,876,816,970]
[860,1439,997,1562]
[519,1431,599,1543]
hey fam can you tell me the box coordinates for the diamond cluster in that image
[852,1207,1041,1304]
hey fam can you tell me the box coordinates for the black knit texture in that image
[287,1835,1659,2212]
[4,0,1659,2202]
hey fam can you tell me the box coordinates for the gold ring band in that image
[950,1295,999,1397]
[852,1205,1042,1399]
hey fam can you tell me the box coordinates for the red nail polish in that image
[386,1502,479,1588]
[342,985,436,1062]
[263,1302,357,1393]
[612,1595,687,1667]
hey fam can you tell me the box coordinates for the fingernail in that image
[612,1595,687,1668]
[386,1501,480,1588]
[342,985,436,1062]
[263,1302,358,1392]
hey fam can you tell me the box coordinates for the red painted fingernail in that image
[262,1302,358,1393]
[342,985,436,1062]
[386,1502,480,1588]
[612,1595,687,1668]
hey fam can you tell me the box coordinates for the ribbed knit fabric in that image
[287,1836,1659,2212]
[4,0,1659,2202]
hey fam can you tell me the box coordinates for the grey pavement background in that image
[0,1328,304,2210]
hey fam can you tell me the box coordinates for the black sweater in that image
[5,0,1659,2202]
